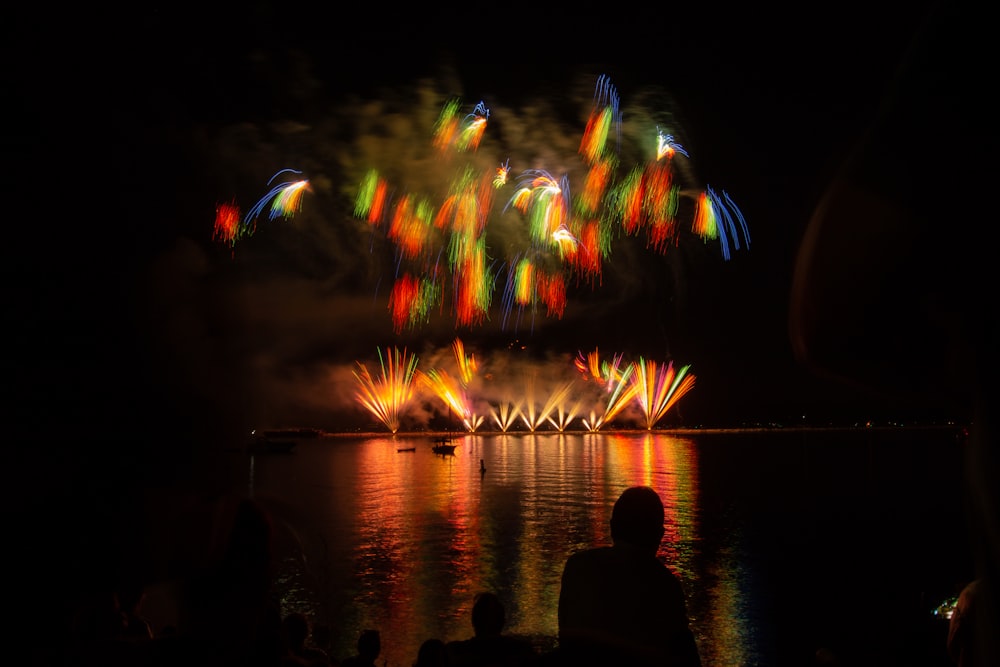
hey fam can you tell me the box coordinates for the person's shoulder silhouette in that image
[340,628,381,667]
[446,591,535,667]
[414,638,449,667]
[556,485,701,667]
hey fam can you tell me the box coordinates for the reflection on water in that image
[241,428,966,667]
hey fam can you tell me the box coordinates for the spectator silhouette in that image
[178,497,286,666]
[415,638,450,667]
[787,3,998,666]
[67,588,126,663]
[282,611,331,666]
[117,577,154,641]
[446,591,536,667]
[340,628,382,667]
[553,485,701,667]
[948,579,982,667]
[310,621,338,664]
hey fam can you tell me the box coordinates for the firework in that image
[218,74,752,334]
[213,201,242,246]
[493,159,511,188]
[580,74,622,165]
[418,368,482,432]
[629,358,696,430]
[547,401,581,432]
[388,273,442,333]
[594,363,639,431]
[353,347,421,433]
[452,338,478,386]
[692,186,750,260]
[490,400,524,432]
[245,168,309,224]
[519,378,576,432]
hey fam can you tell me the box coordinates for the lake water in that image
[213,427,971,667]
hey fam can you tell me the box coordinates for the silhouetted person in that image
[788,3,998,666]
[415,638,450,667]
[68,588,126,663]
[180,498,286,666]
[282,611,331,666]
[310,621,338,665]
[117,578,154,641]
[555,486,701,666]
[341,628,382,667]
[446,591,536,667]
[948,579,982,667]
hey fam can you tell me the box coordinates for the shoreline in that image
[313,422,966,439]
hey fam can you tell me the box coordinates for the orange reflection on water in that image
[323,433,750,666]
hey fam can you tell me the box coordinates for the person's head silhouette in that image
[358,628,381,661]
[610,486,665,555]
[471,591,505,638]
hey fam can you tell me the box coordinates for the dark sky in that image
[7,1,978,456]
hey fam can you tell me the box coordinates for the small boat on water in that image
[260,427,322,439]
[246,429,299,454]
[247,437,297,454]
[397,446,416,452]
[432,436,457,455]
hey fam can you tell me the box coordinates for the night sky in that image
[7,1,983,457]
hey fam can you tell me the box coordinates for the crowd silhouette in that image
[43,470,987,667]
[47,489,708,667]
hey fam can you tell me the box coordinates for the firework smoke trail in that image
[216,75,751,339]
[353,347,421,434]
[490,400,524,432]
[580,73,622,165]
[457,101,490,152]
[507,169,571,247]
[347,344,697,433]
[656,128,689,160]
[691,186,751,261]
[547,400,582,432]
[213,201,242,247]
[575,348,605,383]
[519,377,577,432]
[596,363,639,431]
[576,347,627,393]
[629,358,697,430]
[418,368,483,432]
[452,337,478,386]
[581,409,605,433]
[493,159,511,188]
[434,99,490,153]
[355,169,390,225]
[347,76,748,334]
[388,273,442,332]
[245,168,309,224]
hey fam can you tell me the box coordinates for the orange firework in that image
[353,347,421,434]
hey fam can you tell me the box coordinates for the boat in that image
[431,436,457,455]
[247,437,297,454]
[260,427,322,439]
[247,429,298,454]
[397,446,416,452]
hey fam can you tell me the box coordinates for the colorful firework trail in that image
[214,74,751,336]
[215,168,311,246]
[352,339,697,434]
[352,346,421,434]
[417,368,485,433]
[213,201,242,247]
[489,400,523,432]
[629,358,697,430]
[348,75,750,334]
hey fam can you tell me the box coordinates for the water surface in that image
[206,428,970,666]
